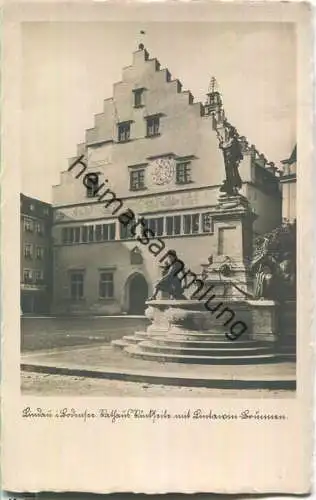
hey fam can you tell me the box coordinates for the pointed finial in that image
[209,76,218,94]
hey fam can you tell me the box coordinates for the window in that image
[82,226,88,243]
[183,214,200,235]
[130,169,145,191]
[118,122,131,142]
[147,217,164,236]
[166,215,181,236]
[109,223,116,240]
[30,203,35,211]
[23,269,33,284]
[23,217,33,232]
[202,213,213,233]
[120,220,135,240]
[36,246,45,260]
[95,224,102,242]
[86,173,100,198]
[74,227,80,243]
[70,272,84,300]
[102,223,116,241]
[176,162,192,184]
[62,227,69,244]
[130,247,143,265]
[99,272,114,299]
[24,243,33,259]
[35,222,44,235]
[133,89,144,108]
[146,115,160,137]
[88,226,94,242]
[34,270,44,283]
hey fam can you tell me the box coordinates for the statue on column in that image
[217,121,243,196]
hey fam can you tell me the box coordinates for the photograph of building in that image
[20,194,53,314]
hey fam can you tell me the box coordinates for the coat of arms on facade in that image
[150,156,175,185]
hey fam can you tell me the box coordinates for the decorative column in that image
[203,194,256,301]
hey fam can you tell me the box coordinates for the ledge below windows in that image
[145,133,161,139]
[115,138,135,144]
[130,187,148,193]
[176,180,194,186]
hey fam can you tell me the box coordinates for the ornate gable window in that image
[176,162,192,184]
[130,169,145,191]
[133,88,145,108]
[85,173,100,198]
[146,115,160,137]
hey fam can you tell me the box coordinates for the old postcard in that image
[1,0,314,494]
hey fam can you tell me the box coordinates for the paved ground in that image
[22,344,296,379]
[21,316,149,352]
[21,316,296,396]
[21,371,294,398]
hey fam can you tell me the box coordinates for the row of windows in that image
[117,87,160,142]
[23,269,45,284]
[70,271,114,300]
[117,114,160,143]
[62,223,116,244]
[22,216,45,235]
[24,244,45,260]
[21,202,50,216]
[60,212,213,244]
[143,213,212,236]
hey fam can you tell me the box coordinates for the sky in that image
[21,21,296,203]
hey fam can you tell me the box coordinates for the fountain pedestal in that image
[201,194,255,300]
[112,299,278,365]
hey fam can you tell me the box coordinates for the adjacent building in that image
[21,194,53,313]
[279,145,297,221]
[52,44,282,315]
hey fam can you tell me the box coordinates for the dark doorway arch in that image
[128,273,148,315]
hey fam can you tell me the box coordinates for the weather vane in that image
[209,76,218,94]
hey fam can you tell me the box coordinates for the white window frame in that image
[99,271,114,299]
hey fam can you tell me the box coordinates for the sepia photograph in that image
[2,1,313,494]
[19,20,297,398]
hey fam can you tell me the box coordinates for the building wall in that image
[280,161,296,221]
[281,180,296,221]
[53,232,215,315]
[52,46,282,315]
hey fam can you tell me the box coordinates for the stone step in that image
[150,337,266,348]
[164,332,249,341]
[112,339,129,349]
[137,341,273,357]
[124,345,279,365]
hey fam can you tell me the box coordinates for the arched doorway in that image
[127,273,148,315]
